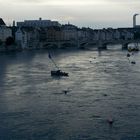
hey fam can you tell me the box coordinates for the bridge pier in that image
[98,42,107,50]
[57,43,61,48]
[41,39,140,50]
[122,43,128,50]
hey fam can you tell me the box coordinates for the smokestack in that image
[133,14,139,28]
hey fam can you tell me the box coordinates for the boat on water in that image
[48,52,69,77]
[131,61,136,64]
[51,70,69,77]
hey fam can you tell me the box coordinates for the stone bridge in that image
[40,39,140,49]
[40,40,77,49]
[79,39,140,49]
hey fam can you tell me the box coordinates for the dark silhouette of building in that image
[0,18,6,26]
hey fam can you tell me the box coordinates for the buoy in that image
[63,89,70,94]
[63,90,68,94]
[127,53,130,57]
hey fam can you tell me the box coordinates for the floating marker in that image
[107,118,114,125]
[127,53,130,57]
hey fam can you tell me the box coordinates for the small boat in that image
[51,70,69,77]
[131,61,136,64]
[48,52,69,77]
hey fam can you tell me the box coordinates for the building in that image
[46,26,63,41]
[94,29,106,41]
[17,18,61,28]
[135,25,140,28]
[62,24,78,41]
[93,30,99,41]
[118,28,134,40]
[79,27,94,41]
[0,18,12,42]
[78,28,87,41]
[15,27,39,48]
[113,29,121,40]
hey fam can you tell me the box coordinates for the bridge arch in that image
[43,43,58,49]
[122,43,129,50]
[61,42,76,48]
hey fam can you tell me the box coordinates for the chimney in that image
[133,14,139,28]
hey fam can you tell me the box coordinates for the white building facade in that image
[15,27,39,49]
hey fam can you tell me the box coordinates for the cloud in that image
[1,0,140,5]
[4,0,140,5]
[0,0,140,28]
[1,0,117,5]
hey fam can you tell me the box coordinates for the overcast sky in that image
[0,0,140,29]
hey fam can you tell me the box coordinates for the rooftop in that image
[0,18,6,26]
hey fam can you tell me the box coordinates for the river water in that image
[0,47,140,140]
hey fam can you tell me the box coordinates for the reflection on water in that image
[0,48,140,140]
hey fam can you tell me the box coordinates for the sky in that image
[0,0,140,29]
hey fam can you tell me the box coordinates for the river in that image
[0,47,140,140]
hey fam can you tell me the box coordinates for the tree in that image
[5,37,15,46]
[0,39,2,45]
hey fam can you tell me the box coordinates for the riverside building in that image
[17,18,61,28]
[0,18,12,42]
